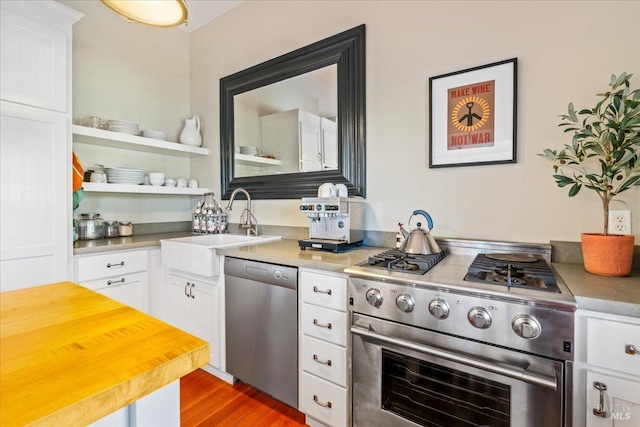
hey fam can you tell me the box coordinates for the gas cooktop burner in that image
[365,249,448,275]
[465,253,559,292]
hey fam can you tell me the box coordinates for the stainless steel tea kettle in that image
[398,210,442,254]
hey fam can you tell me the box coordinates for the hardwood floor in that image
[181,369,308,427]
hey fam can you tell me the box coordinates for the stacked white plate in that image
[238,146,259,156]
[142,129,168,141]
[105,166,144,185]
[108,119,140,135]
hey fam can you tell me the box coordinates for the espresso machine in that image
[298,197,365,252]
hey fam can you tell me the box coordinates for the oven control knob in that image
[396,293,415,313]
[468,307,492,329]
[428,298,450,319]
[365,289,383,308]
[512,314,542,339]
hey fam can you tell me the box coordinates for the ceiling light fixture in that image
[100,0,188,28]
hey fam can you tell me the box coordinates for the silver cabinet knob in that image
[512,314,542,339]
[396,293,415,313]
[625,344,640,355]
[365,288,383,308]
[429,298,450,319]
[468,307,492,329]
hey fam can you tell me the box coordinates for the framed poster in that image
[429,58,517,168]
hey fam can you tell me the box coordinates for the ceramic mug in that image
[164,178,176,187]
[176,178,187,188]
[188,179,199,188]
[335,183,348,197]
[318,183,336,198]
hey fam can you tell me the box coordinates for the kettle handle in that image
[194,115,200,133]
[411,209,434,230]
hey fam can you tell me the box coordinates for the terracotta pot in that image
[581,233,635,277]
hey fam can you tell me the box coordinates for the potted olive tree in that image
[540,72,640,276]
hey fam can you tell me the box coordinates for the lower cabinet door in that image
[164,273,220,369]
[300,371,347,427]
[192,281,220,369]
[586,370,640,427]
[164,274,197,336]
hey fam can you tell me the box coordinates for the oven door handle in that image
[350,325,558,391]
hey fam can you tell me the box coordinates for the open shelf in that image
[72,125,209,158]
[83,182,210,195]
[235,153,282,166]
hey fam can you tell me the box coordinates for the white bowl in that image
[164,179,176,187]
[149,172,165,180]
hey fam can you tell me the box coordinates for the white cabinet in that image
[74,249,149,313]
[164,272,221,370]
[259,109,337,173]
[0,1,82,292]
[574,310,640,426]
[299,268,349,427]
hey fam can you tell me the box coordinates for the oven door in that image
[351,313,567,427]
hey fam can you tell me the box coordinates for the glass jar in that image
[104,220,120,238]
[77,213,105,240]
[118,221,133,237]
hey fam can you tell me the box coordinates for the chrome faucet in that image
[226,187,258,236]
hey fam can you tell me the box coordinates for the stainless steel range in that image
[345,239,576,427]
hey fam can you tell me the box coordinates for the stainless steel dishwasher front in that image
[224,256,298,409]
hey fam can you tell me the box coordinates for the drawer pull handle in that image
[313,286,332,295]
[313,395,332,409]
[190,283,195,299]
[592,381,607,418]
[184,283,190,297]
[313,319,332,329]
[313,354,332,366]
[107,261,125,268]
[625,344,640,355]
[107,278,125,286]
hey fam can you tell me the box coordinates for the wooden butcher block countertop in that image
[0,282,209,426]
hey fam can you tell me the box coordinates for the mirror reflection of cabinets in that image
[220,25,366,199]
[236,109,337,178]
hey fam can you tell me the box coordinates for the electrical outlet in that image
[608,210,632,235]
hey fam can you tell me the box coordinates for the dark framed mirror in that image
[220,24,366,199]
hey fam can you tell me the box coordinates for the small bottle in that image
[206,209,216,233]
[192,202,202,233]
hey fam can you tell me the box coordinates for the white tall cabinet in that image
[0,0,82,291]
[260,109,338,173]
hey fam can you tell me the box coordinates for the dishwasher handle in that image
[224,257,297,289]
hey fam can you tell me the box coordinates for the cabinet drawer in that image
[80,272,148,313]
[587,317,640,375]
[301,335,347,387]
[300,371,347,427]
[300,270,347,311]
[77,250,147,282]
[301,303,347,347]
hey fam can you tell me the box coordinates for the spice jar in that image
[118,221,133,237]
[77,213,105,240]
[104,220,120,238]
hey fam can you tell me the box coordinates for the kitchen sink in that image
[161,234,281,277]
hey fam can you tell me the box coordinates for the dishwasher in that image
[224,257,298,409]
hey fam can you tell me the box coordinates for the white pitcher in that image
[179,115,202,147]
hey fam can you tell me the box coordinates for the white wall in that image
[189,0,640,244]
[62,0,194,223]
